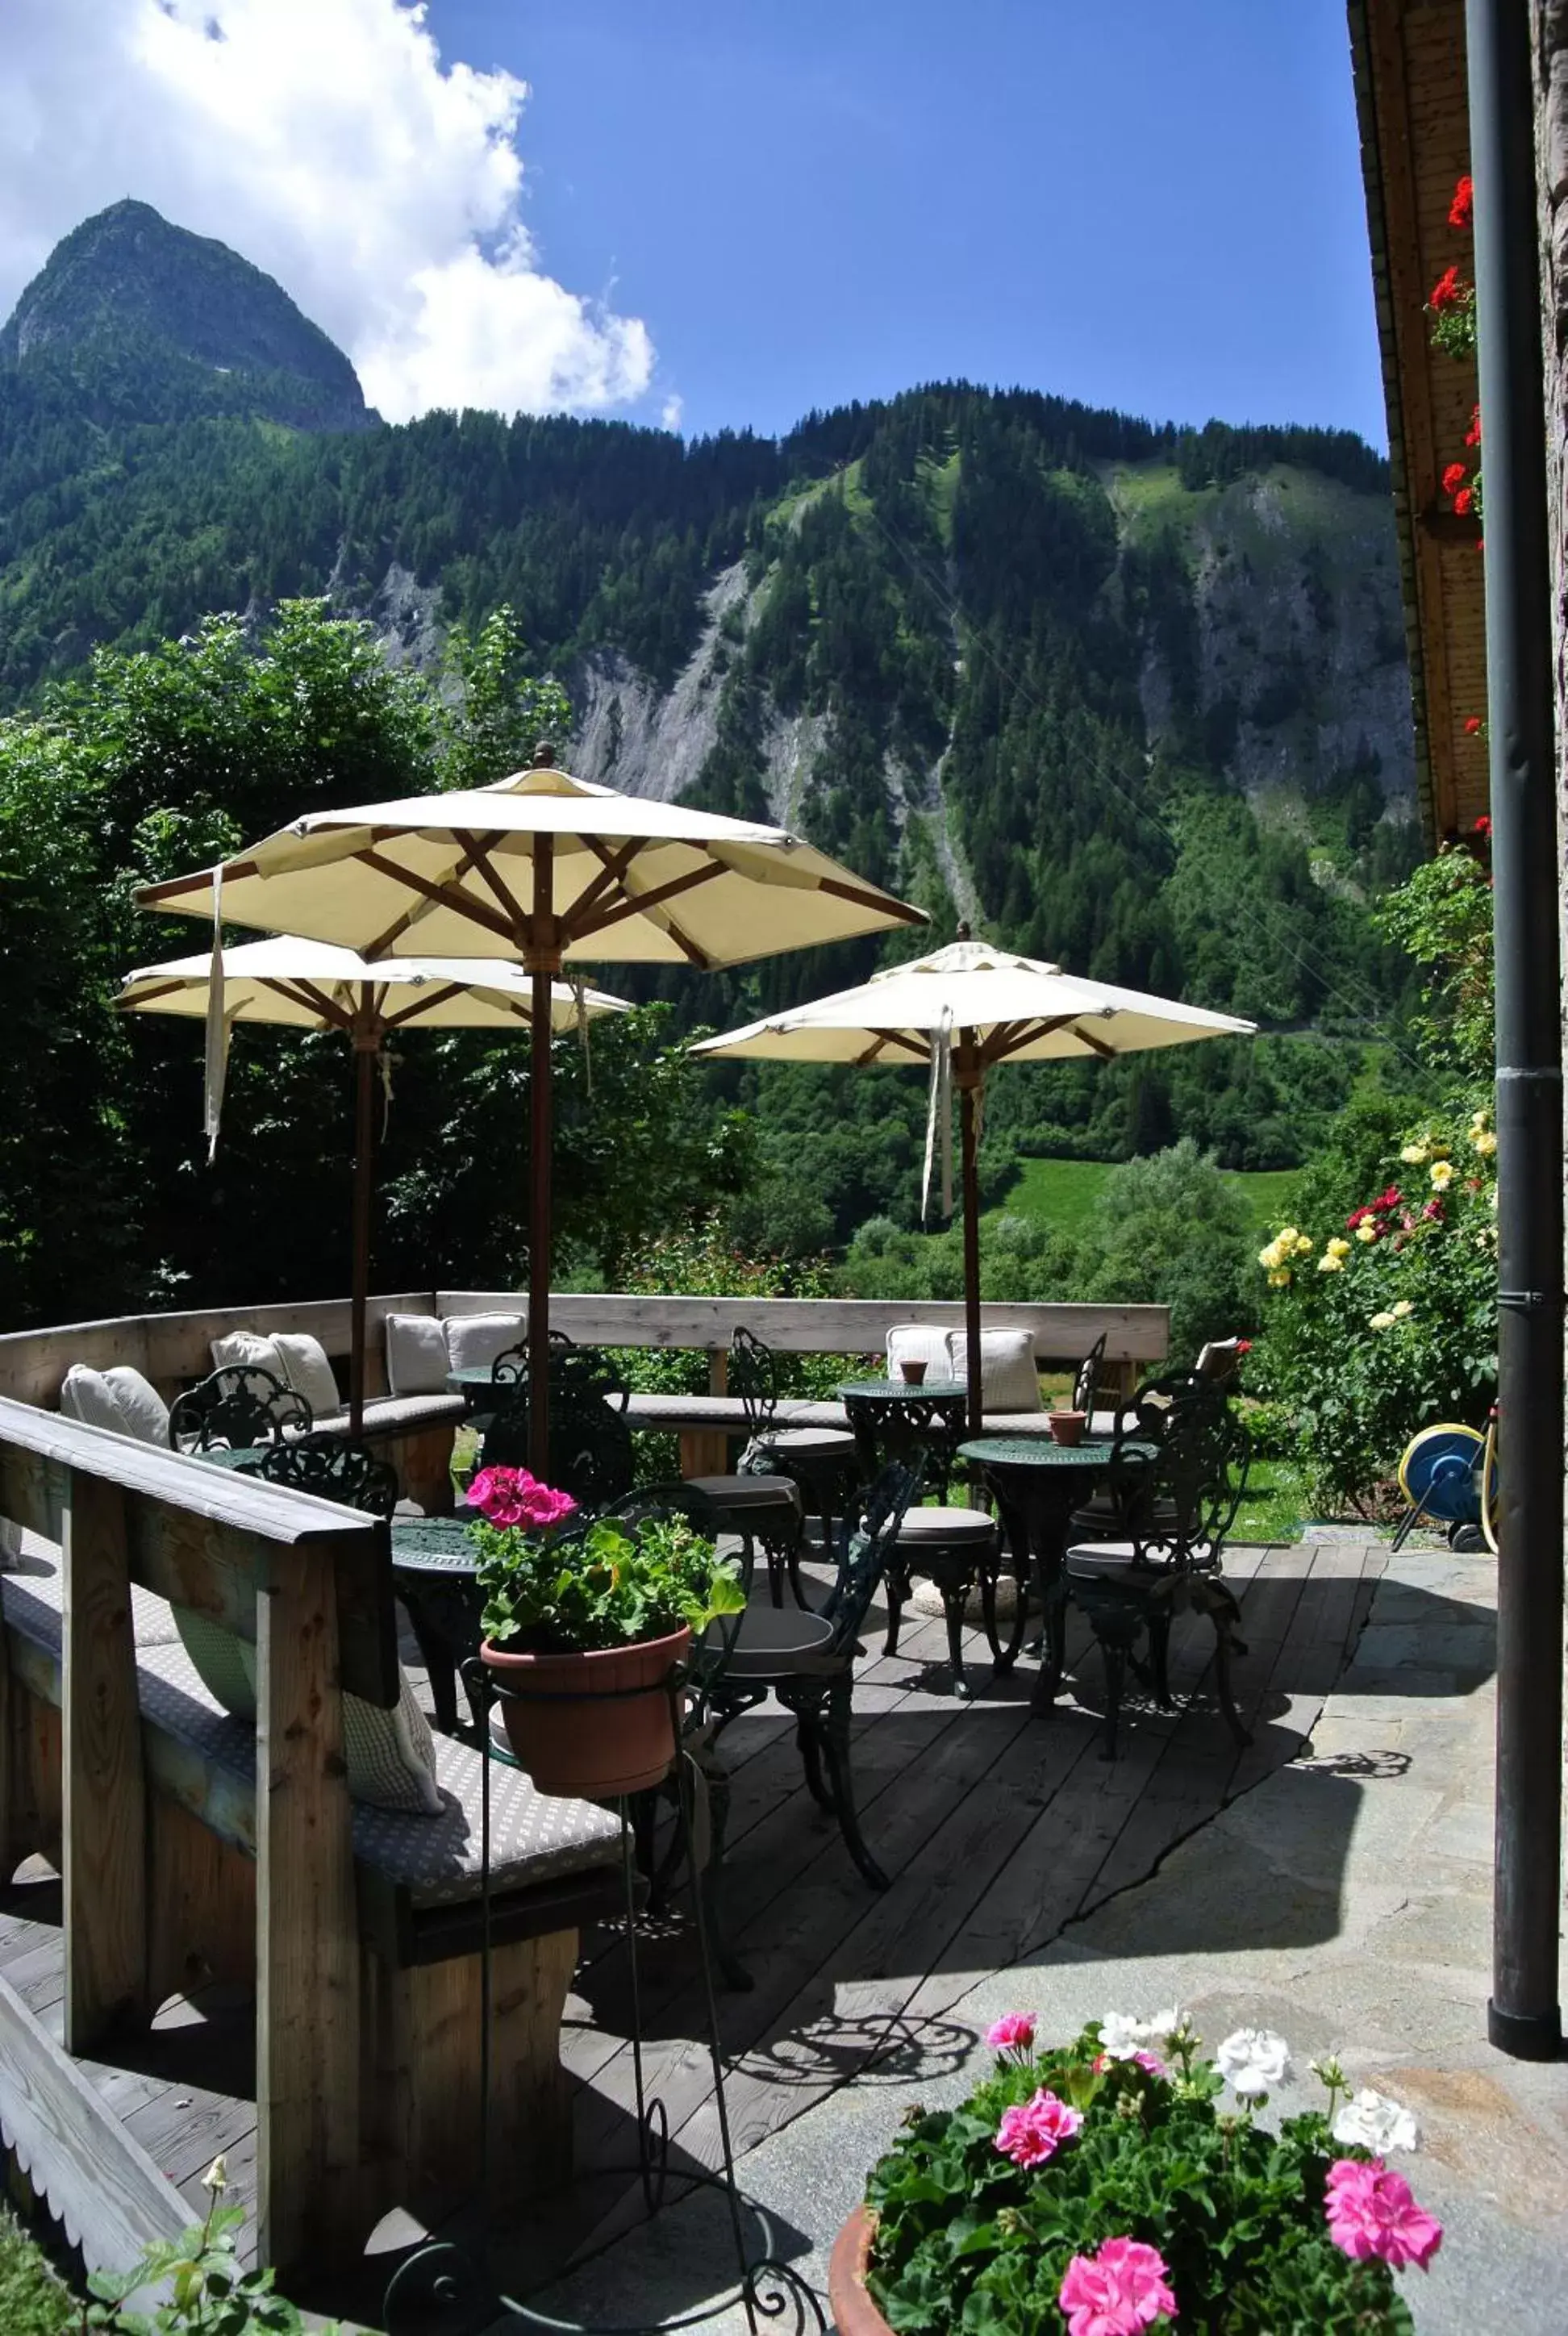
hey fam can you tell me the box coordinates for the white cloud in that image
[661,393,685,434]
[0,0,656,420]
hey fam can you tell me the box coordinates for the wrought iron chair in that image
[1071,1329,1108,1420]
[480,1333,636,1508]
[169,1364,312,1454]
[728,1326,861,1577]
[255,1430,399,1517]
[669,1328,808,1611]
[707,1462,921,1890]
[1046,1375,1252,1760]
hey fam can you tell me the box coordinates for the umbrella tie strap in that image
[381,1045,395,1136]
[572,972,593,1094]
[203,866,227,1164]
[922,1005,954,1222]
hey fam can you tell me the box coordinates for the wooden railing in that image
[0,1396,382,2272]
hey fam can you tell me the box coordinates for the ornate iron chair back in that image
[490,1329,629,1409]
[729,1327,778,1434]
[480,1343,636,1508]
[256,1430,399,1519]
[1071,1330,1108,1420]
[819,1460,924,1659]
[1106,1373,1249,1570]
[169,1364,312,1454]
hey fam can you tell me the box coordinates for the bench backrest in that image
[0,1395,384,2269]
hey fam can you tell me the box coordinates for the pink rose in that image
[1324,2158,1442,2271]
[986,2013,1036,2054]
[1058,2238,1178,2336]
[993,2087,1083,2169]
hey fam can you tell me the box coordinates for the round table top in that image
[189,1443,268,1472]
[447,1366,515,1397]
[957,1435,1157,1471]
[391,1514,481,1575]
[838,1377,967,1403]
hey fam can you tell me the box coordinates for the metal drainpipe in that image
[1466,0,1565,2061]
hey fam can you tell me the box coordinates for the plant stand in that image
[382,1656,827,2336]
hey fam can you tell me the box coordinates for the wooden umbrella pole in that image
[528,837,557,1479]
[957,1045,983,1441]
[349,987,377,1440]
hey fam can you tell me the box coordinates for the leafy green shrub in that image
[0,2205,75,2336]
[1251,1104,1497,1511]
[85,2159,331,2333]
[865,2011,1438,2335]
[1065,1139,1257,1364]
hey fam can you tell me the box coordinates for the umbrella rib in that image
[382,982,467,1029]
[136,860,260,905]
[1071,1023,1118,1061]
[560,840,645,940]
[115,979,186,1009]
[356,848,516,956]
[819,875,926,924]
[866,1027,930,1061]
[456,832,528,928]
[984,1015,1078,1064]
[573,860,724,945]
[260,977,353,1029]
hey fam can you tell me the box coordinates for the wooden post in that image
[348,993,377,1439]
[62,1469,146,2052]
[528,837,558,1479]
[254,1538,361,2273]
[956,1049,984,1440]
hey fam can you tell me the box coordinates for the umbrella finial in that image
[530,737,557,768]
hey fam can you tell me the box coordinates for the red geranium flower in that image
[1453,486,1474,516]
[1442,461,1467,496]
[1463,715,1483,735]
[1474,815,1491,839]
[1449,174,1474,231]
[1465,403,1482,448]
[1429,264,1464,311]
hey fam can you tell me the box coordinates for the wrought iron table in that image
[186,1443,268,1473]
[957,1436,1156,1710]
[390,1513,483,1733]
[837,1376,968,1489]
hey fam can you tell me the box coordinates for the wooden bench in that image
[0,1291,1170,1489]
[0,1398,622,2278]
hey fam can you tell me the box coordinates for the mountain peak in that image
[0,200,373,433]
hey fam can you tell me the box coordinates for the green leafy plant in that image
[468,1470,744,1653]
[864,2013,1438,2335]
[83,2159,332,2334]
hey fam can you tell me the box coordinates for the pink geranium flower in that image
[1091,2049,1166,2078]
[986,2013,1036,2054]
[1324,2158,1443,2271]
[994,2087,1082,2168]
[467,1466,577,1532]
[1058,2238,1178,2335]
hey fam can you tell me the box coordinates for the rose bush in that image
[861,2013,1439,2334]
[1249,1103,1497,1511]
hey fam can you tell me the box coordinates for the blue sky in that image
[426,0,1387,448]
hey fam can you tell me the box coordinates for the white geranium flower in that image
[1216,2027,1294,2096]
[1332,2088,1420,2154]
[1097,2013,1146,2059]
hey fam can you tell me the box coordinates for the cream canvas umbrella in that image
[116,936,630,1435]
[694,934,1257,1435]
[135,753,926,1464]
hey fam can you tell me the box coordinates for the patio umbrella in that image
[692,935,1256,1435]
[116,935,630,1436]
[134,754,925,1465]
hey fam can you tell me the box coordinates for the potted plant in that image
[830,2010,1441,2336]
[469,1465,745,1797]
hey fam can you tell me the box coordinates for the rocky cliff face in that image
[0,200,372,432]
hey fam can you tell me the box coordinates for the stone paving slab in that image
[508,1541,1566,2336]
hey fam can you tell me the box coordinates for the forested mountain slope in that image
[0,208,1428,1298]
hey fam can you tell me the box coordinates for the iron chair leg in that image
[940,1575,975,1700]
[822,1679,888,1890]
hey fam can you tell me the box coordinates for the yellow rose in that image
[1369,1311,1397,1332]
[1268,1269,1292,1288]
[1356,1221,1378,1244]
[1392,1299,1414,1318]
[1277,1226,1299,1246]
[1399,1143,1428,1166]
[1472,1128,1498,1157]
[1317,1253,1344,1273]
[1294,1233,1312,1255]
[1258,1243,1281,1270]
[1326,1237,1351,1260]
[1429,1159,1454,1189]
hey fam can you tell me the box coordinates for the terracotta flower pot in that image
[1048,1409,1086,1446]
[899,1359,928,1386]
[480,1625,691,1798]
[828,2205,888,2336]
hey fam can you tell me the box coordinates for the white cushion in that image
[59,1364,132,1437]
[886,1324,956,1382]
[102,1366,170,1446]
[444,1312,525,1375]
[385,1312,451,1397]
[1195,1339,1242,1382]
[271,1331,340,1419]
[950,1328,1042,1412]
[210,1329,287,1380]
[895,1504,999,1545]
